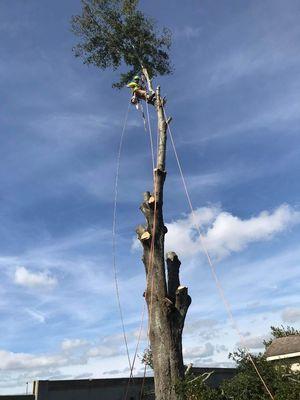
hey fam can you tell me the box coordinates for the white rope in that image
[145,87,155,172]
[123,96,156,400]
[123,303,146,400]
[112,101,132,372]
[162,106,275,400]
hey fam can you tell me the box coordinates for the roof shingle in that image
[265,335,300,358]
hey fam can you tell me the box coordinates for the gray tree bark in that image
[136,86,191,400]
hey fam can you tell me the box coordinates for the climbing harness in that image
[133,96,147,131]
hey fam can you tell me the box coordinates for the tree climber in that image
[127,75,155,107]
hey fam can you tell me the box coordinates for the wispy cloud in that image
[61,339,88,352]
[14,267,57,289]
[183,342,214,359]
[0,350,67,371]
[281,307,300,323]
[236,335,267,350]
[25,309,46,324]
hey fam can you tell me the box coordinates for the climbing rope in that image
[137,89,162,400]
[115,82,274,400]
[145,95,155,171]
[162,106,275,400]
[123,303,146,400]
[113,83,274,399]
[112,101,133,374]
[123,95,157,400]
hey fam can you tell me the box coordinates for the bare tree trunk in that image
[136,86,191,400]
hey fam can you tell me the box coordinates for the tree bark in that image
[136,85,191,400]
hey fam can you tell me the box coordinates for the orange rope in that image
[139,96,159,400]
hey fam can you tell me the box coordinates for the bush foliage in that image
[176,326,300,400]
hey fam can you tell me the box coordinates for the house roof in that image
[265,335,300,358]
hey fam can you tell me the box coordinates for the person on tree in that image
[127,75,155,106]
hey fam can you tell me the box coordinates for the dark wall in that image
[36,378,154,400]
[31,368,237,400]
[0,397,34,400]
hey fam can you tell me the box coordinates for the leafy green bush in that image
[176,326,300,400]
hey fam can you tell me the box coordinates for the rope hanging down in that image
[112,101,132,373]
[137,85,161,400]
[112,101,151,400]
[114,72,274,399]
[162,106,275,400]
[123,303,146,400]
[114,92,274,400]
[123,93,158,400]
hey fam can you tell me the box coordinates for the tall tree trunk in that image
[136,86,191,400]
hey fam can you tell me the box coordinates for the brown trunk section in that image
[136,86,191,400]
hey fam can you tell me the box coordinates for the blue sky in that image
[0,0,300,394]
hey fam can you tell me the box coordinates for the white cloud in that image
[14,266,57,288]
[165,204,300,259]
[0,350,66,371]
[61,339,88,352]
[237,335,267,350]
[184,319,219,340]
[183,342,214,359]
[87,345,120,358]
[103,367,130,376]
[282,307,300,323]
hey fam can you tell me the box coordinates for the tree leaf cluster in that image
[140,347,153,370]
[71,0,172,88]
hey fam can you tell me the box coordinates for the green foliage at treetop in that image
[71,0,172,88]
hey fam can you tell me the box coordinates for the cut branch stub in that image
[136,225,150,244]
[148,195,155,206]
[140,192,153,223]
[166,252,191,326]
[166,251,181,303]
[141,231,151,241]
[175,285,191,323]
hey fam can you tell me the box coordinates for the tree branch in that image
[166,252,191,325]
